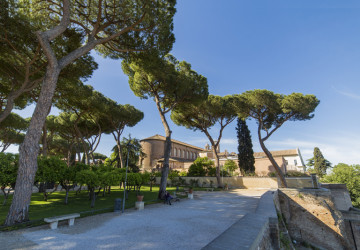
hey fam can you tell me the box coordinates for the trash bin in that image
[114,198,122,212]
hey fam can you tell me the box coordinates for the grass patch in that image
[280,232,291,249]
[0,185,181,231]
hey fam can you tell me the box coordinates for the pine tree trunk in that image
[42,124,47,156]
[77,152,81,163]
[43,191,48,201]
[155,97,171,200]
[204,130,223,188]
[257,127,287,188]
[65,189,69,205]
[213,147,223,188]
[112,131,123,168]
[90,189,96,208]
[5,67,60,226]
[1,188,9,206]
[117,140,123,168]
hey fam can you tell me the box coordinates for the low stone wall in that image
[156,176,278,189]
[157,176,315,189]
[286,177,313,189]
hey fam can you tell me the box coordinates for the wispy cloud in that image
[332,86,360,100]
[186,137,209,145]
[209,132,360,166]
[267,134,360,166]
[187,137,238,146]
[221,138,238,145]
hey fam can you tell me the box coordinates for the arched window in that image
[174,148,177,157]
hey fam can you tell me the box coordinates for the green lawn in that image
[0,185,182,230]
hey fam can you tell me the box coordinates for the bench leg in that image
[49,221,58,230]
[68,218,75,226]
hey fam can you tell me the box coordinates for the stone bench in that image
[44,213,80,229]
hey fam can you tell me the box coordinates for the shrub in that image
[188,163,206,177]
[76,170,100,189]
[178,177,186,186]
[322,163,360,208]
[245,172,258,177]
[76,169,100,208]
[126,173,141,190]
[74,162,91,172]
[153,171,162,177]
[0,153,18,205]
[36,156,67,201]
[286,170,309,177]
[188,157,215,177]
[189,179,200,187]
[207,167,216,177]
[100,171,122,188]
[179,171,187,177]
[168,170,180,181]
[138,172,150,192]
[223,160,237,176]
[220,170,230,177]
[268,172,277,177]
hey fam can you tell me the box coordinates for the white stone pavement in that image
[1,189,267,250]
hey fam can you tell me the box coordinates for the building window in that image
[182,150,185,158]
[186,151,189,159]
[294,160,297,166]
[174,148,177,157]
[179,149,181,158]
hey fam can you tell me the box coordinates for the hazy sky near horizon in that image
[11,0,360,166]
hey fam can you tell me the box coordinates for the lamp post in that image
[122,136,131,213]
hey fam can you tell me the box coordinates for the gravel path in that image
[1,189,266,250]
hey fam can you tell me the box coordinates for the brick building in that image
[140,134,306,176]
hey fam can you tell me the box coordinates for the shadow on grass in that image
[0,186,182,231]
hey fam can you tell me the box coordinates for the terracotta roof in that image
[141,134,204,151]
[253,149,298,158]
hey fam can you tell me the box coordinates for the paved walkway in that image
[1,189,267,250]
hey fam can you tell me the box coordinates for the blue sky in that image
[12,0,360,165]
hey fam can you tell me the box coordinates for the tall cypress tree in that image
[236,118,255,175]
[307,147,331,177]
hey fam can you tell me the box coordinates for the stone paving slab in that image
[202,191,278,250]
[1,189,267,250]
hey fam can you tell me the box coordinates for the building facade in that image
[140,134,306,175]
[140,135,203,172]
